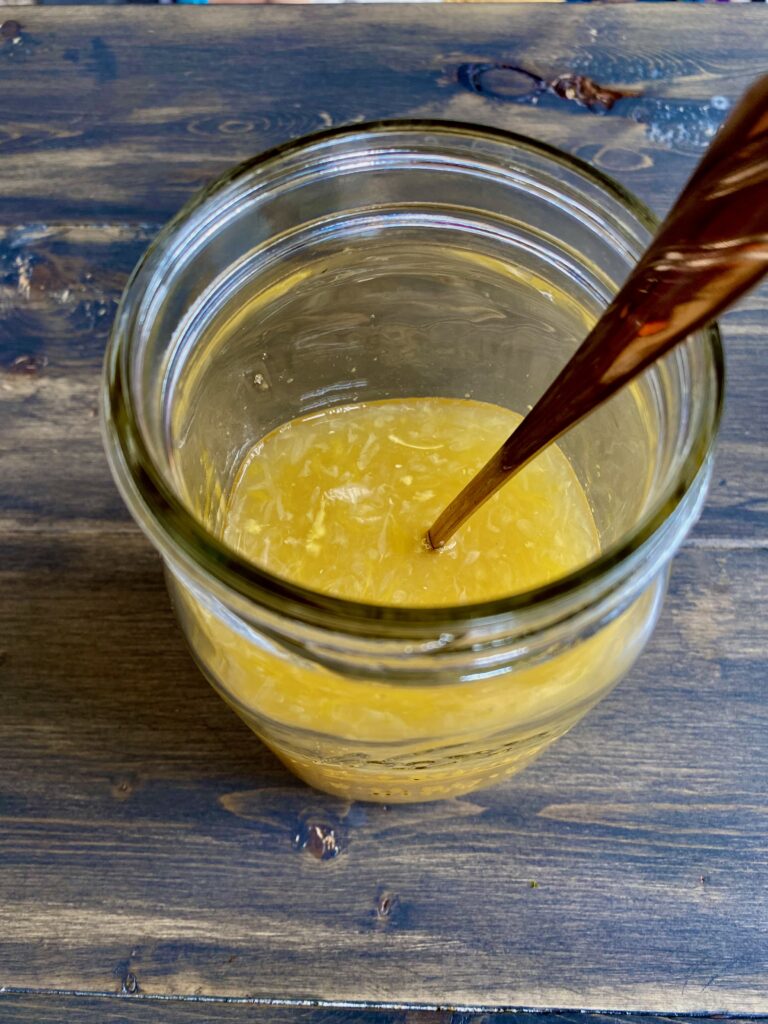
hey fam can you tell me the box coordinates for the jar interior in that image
[124,131,716,583]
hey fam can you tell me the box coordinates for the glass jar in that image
[102,122,723,803]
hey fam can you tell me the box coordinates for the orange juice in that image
[223,397,599,604]
[168,396,660,801]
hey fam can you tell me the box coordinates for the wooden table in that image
[2,6,767,1022]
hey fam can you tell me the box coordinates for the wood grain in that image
[0,1008,763,1024]
[0,1007,759,1024]
[0,7,765,224]
[1,8,766,543]
[1,534,767,1010]
[0,1002,409,1024]
[1,6,767,1017]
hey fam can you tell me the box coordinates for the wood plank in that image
[0,7,766,224]
[7,7,765,541]
[1,533,767,1011]
[0,1001,408,1024]
[0,224,153,531]
[0,1005,759,1024]
[1,239,765,542]
[0,1006,762,1024]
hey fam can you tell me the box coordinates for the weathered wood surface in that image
[1,6,768,1019]
[3,535,768,1010]
[0,1008,760,1024]
[2,7,766,545]
[0,1009,763,1024]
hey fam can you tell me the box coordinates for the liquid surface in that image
[223,397,600,605]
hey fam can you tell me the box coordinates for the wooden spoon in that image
[428,74,768,549]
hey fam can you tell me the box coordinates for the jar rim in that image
[103,119,724,634]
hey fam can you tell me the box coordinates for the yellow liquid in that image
[175,397,659,801]
[223,398,600,604]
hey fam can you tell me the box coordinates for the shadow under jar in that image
[103,122,723,803]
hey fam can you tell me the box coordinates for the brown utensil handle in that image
[428,74,768,549]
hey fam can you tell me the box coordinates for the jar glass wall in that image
[103,123,723,802]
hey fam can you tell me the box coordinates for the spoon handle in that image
[428,74,768,549]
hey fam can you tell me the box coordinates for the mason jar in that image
[102,122,723,803]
